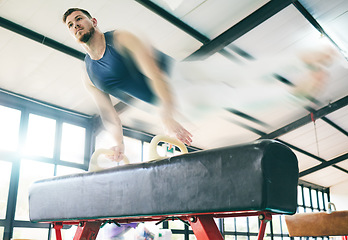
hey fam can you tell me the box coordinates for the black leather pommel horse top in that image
[29,139,299,240]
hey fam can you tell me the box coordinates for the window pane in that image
[265,220,271,234]
[324,192,329,210]
[235,217,248,232]
[250,235,258,240]
[318,191,324,210]
[124,137,141,164]
[173,234,185,240]
[224,218,235,231]
[50,227,72,240]
[249,216,259,233]
[143,142,150,162]
[25,114,56,158]
[189,235,197,240]
[13,227,48,240]
[15,159,54,221]
[0,227,3,238]
[298,206,305,213]
[311,189,318,209]
[56,165,86,176]
[225,235,236,240]
[236,236,248,240]
[95,130,114,149]
[0,161,12,219]
[281,215,288,234]
[61,123,86,164]
[0,105,21,151]
[272,215,281,234]
[303,188,311,208]
[297,186,303,206]
[169,219,185,230]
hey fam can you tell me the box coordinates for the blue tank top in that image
[85,31,172,104]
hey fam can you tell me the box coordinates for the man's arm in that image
[83,72,125,161]
[115,30,192,145]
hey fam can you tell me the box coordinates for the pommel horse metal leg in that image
[53,221,102,240]
[188,212,272,240]
[53,223,63,240]
[258,212,272,240]
[74,221,102,240]
[189,215,224,240]
[73,221,102,240]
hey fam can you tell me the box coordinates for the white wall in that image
[330,179,348,210]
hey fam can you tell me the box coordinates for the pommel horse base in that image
[29,140,299,240]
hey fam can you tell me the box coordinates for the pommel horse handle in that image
[148,135,188,161]
[89,135,186,171]
[88,148,130,171]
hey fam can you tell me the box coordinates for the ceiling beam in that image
[322,117,348,137]
[299,153,348,177]
[134,0,209,44]
[134,0,245,62]
[185,0,294,60]
[277,139,348,175]
[259,95,348,139]
[293,1,348,61]
[0,17,85,60]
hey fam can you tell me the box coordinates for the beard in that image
[77,27,95,43]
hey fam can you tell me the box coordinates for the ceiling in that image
[0,0,347,188]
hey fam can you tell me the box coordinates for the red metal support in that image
[188,215,224,240]
[257,212,272,240]
[53,222,63,240]
[73,221,102,240]
[50,211,275,240]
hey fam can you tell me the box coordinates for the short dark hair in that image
[63,8,92,23]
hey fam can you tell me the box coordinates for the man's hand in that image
[162,116,192,146]
[107,143,125,162]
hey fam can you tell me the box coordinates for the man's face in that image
[65,11,95,43]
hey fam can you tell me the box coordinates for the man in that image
[63,8,192,161]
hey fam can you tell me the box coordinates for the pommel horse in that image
[29,137,299,240]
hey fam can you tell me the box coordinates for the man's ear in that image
[92,18,97,27]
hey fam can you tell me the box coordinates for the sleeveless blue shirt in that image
[85,31,172,104]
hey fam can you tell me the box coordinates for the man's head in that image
[63,8,96,43]
[62,8,92,24]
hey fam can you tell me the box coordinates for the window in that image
[172,235,185,240]
[12,227,49,240]
[143,142,150,162]
[56,165,86,176]
[0,161,12,219]
[60,123,86,164]
[15,159,54,221]
[222,185,329,240]
[169,219,185,230]
[225,218,235,231]
[297,184,329,212]
[0,106,21,152]
[24,114,56,158]
[0,95,91,240]
[124,136,142,163]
